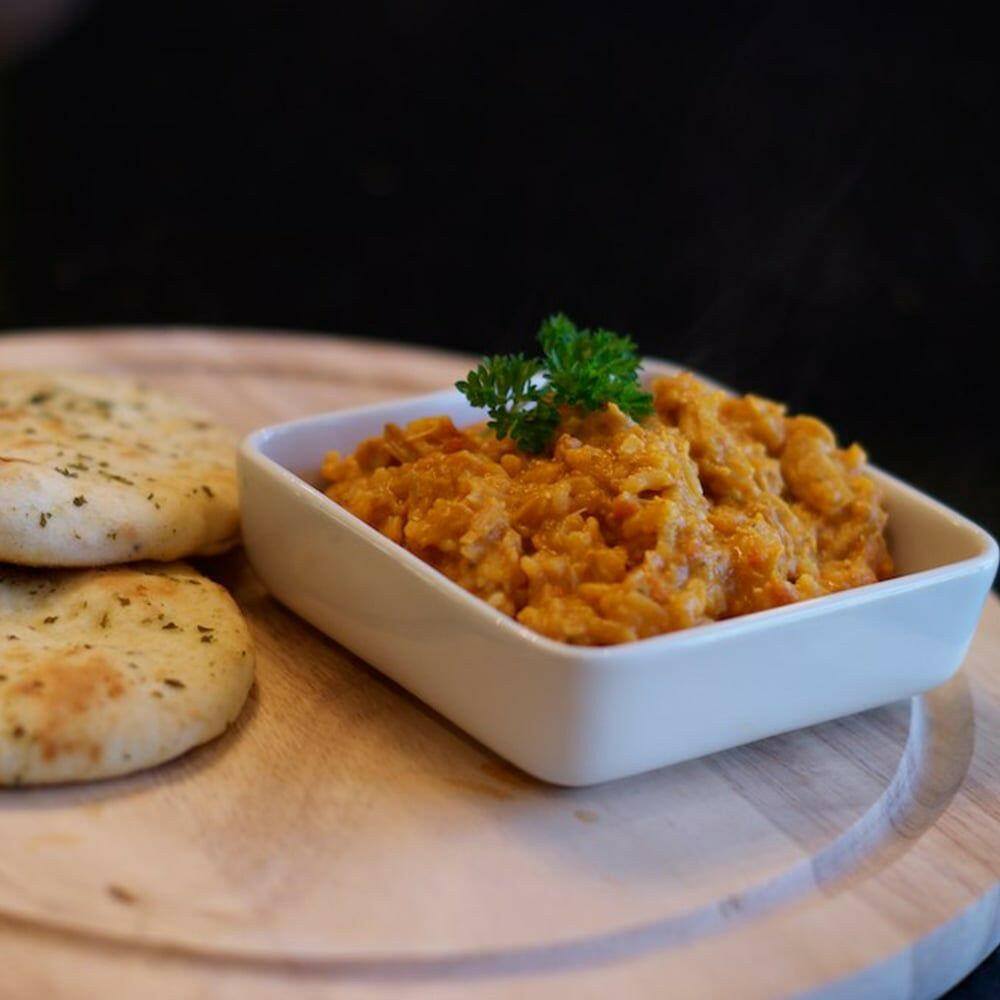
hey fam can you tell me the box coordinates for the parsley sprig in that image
[456,314,653,453]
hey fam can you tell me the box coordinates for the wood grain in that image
[1,328,998,1000]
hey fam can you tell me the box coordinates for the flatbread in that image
[0,371,239,566]
[0,562,254,785]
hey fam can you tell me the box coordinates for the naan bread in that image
[0,562,254,785]
[0,371,239,566]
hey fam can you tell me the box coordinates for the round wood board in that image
[1,328,999,1000]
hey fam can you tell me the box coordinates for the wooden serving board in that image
[1,328,999,1000]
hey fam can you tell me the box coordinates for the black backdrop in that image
[2,0,997,548]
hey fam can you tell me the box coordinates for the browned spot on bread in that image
[9,654,124,763]
[11,654,125,709]
[39,735,104,764]
[94,571,183,601]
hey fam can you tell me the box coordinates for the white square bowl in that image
[238,381,998,786]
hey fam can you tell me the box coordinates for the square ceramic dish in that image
[238,373,998,785]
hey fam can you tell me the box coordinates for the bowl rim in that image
[239,387,999,664]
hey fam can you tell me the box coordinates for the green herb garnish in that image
[456,314,653,453]
[456,352,557,453]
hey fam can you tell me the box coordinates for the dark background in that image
[1,2,997,543]
[0,2,998,993]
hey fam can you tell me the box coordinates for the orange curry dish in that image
[321,373,893,646]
